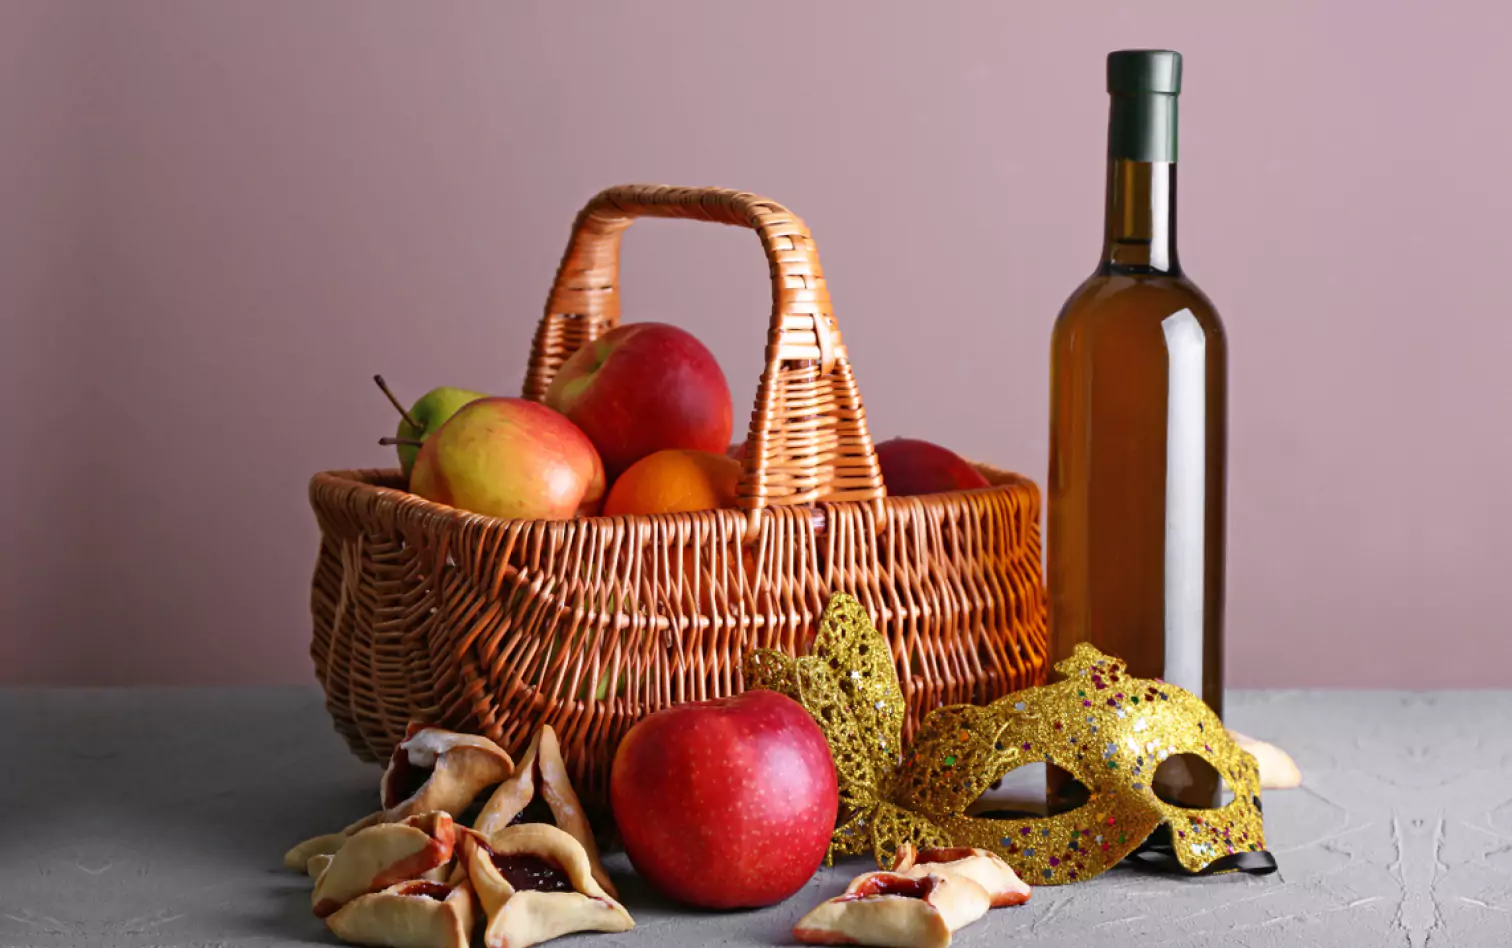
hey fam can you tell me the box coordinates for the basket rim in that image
[309,461,1038,533]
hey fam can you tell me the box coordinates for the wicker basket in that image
[308,185,1048,810]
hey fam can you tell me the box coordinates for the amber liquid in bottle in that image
[1048,51,1226,810]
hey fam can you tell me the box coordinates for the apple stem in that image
[379,436,425,448]
[374,375,421,430]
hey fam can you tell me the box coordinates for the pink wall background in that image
[5,2,1511,687]
[2,1,91,684]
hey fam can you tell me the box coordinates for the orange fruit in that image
[602,449,742,517]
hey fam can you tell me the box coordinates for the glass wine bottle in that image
[1047,50,1227,808]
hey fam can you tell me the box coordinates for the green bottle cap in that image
[1106,50,1181,162]
[1107,50,1182,96]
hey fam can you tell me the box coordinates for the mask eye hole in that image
[1151,753,1234,809]
[967,762,1092,819]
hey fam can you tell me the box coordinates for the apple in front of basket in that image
[609,689,839,909]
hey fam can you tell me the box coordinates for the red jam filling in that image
[840,874,937,901]
[397,881,453,900]
[492,852,573,893]
[381,754,434,809]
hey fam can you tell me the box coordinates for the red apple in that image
[543,323,734,479]
[875,437,990,497]
[409,397,605,520]
[610,689,838,909]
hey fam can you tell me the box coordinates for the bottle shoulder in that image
[1055,270,1224,336]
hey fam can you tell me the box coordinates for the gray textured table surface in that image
[0,689,1505,948]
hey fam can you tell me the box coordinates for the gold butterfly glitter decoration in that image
[745,594,1275,884]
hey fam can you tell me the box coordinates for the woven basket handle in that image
[524,185,884,511]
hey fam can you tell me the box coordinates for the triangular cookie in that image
[312,812,457,918]
[464,823,633,948]
[473,725,615,897]
[325,876,477,948]
[793,871,990,948]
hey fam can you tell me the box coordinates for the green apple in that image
[375,376,488,477]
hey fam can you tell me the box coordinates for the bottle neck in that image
[1100,159,1180,274]
[1101,88,1180,275]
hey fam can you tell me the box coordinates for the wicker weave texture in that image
[308,186,1048,809]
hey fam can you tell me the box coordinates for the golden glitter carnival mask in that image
[745,594,1277,885]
